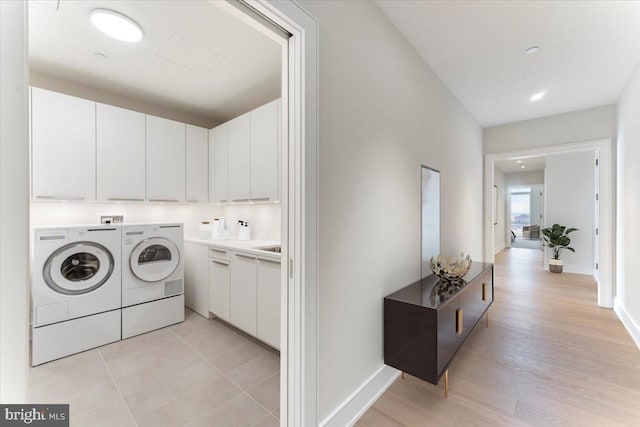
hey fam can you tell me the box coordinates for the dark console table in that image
[384,263,494,397]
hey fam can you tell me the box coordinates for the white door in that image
[96,103,145,202]
[146,115,185,203]
[184,242,209,318]
[257,257,281,349]
[210,125,229,203]
[250,99,279,201]
[229,251,257,334]
[209,257,230,321]
[186,124,209,203]
[227,114,251,201]
[31,87,96,201]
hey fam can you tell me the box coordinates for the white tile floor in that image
[27,309,280,427]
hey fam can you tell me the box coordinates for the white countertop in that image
[184,237,281,259]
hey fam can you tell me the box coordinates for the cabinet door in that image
[229,251,257,335]
[436,297,464,374]
[186,124,209,203]
[146,115,185,202]
[184,243,209,318]
[250,99,279,201]
[257,257,281,349]
[227,114,251,201]
[209,125,229,203]
[96,103,145,202]
[31,87,96,201]
[209,257,230,321]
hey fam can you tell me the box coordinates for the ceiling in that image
[495,157,546,174]
[29,0,282,125]
[376,1,640,127]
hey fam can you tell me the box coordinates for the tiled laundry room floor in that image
[27,309,280,427]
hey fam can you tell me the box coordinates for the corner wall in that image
[616,63,640,348]
[298,1,483,423]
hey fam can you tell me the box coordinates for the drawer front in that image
[209,246,229,260]
[437,297,464,373]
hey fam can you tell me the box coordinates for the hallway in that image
[358,248,640,426]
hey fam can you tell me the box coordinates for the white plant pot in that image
[549,258,563,273]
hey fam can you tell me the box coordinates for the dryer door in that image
[130,237,180,282]
[44,242,115,295]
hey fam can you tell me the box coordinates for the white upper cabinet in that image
[186,124,209,203]
[31,87,96,201]
[209,125,229,203]
[96,103,146,202]
[146,115,186,203]
[227,114,251,201]
[250,99,280,201]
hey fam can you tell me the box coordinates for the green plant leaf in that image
[565,228,578,234]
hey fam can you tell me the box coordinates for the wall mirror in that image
[421,165,441,278]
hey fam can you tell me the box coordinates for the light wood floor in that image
[357,248,640,427]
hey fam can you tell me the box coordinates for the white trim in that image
[484,139,614,308]
[0,0,30,402]
[614,298,640,351]
[320,365,400,427]
[494,242,505,255]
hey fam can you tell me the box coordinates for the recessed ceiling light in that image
[530,91,545,102]
[90,9,143,43]
[521,165,526,169]
[516,160,522,163]
[526,46,539,55]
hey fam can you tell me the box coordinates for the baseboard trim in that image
[494,243,505,255]
[614,298,640,350]
[320,365,400,427]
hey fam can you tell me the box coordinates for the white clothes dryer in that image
[31,225,122,365]
[121,223,184,338]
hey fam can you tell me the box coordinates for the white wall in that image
[298,1,483,422]
[616,62,640,345]
[494,168,506,253]
[505,170,545,186]
[484,104,617,154]
[544,151,595,275]
[30,202,281,241]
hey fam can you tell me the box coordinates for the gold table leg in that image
[401,372,405,380]
[486,310,489,328]
[444,369,449,398]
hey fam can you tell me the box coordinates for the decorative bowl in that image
[429,253,472,281]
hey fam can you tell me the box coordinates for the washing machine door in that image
[43,242,115,295]
[130,237,180,282]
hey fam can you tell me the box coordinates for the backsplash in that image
[30,202,281,241]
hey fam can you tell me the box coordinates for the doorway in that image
[0,1,319,424]
[484,139,613,308]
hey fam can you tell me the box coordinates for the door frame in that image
[484,139,613,307]
[0,1,319,425]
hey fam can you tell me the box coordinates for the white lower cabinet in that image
[257,257,281,349]
[183,242,209,318]
[229,252,258,335]
[209,255,230,321]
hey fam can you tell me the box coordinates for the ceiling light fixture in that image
[521,165,526,169]
[530,91,545,102]
[516,160,522,164]
[90,9,143,43]
[526,46,539,55]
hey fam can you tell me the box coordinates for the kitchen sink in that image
[255,245,281,253]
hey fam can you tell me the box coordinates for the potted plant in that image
[541,224,578,273]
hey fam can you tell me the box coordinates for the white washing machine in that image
[121,223,184,338]
[31,225,122,365]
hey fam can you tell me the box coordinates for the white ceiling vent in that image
[156,33,224,75]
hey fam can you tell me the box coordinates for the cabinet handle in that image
[212,260,229,266]
[210,248,227,255]
[482,283,487,301]
[35,195,85,201]
[257,257,281,264]
[187,199,199,203]
[148,198,180,202]
[250,197,270,202]
[219,199,228,203]
[232,199,249,202]
[456,308,464,335]
[107,197,144,202]
[235,253,256,260]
